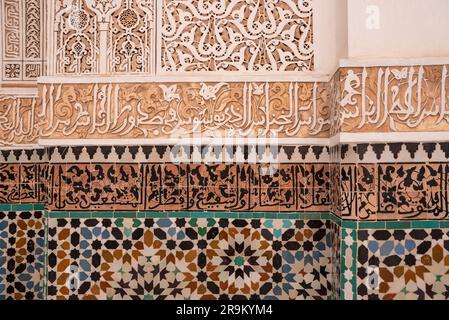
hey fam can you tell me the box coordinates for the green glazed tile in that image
[385,221,411,229]
[319,213,330,220]
[136,212,147,218]
[91,211,114,218]
[114,212,137,218]
[300,213,320,220]
[0,204,11,211]
[34,203,46,210]
[264,213,278,219]
[70,212,92,218]
[48,211,70,218]
[145,212,167,218]
[167,212,191,218]
[277,213,295,219]
[214,212,238,219]
[411,220,440,229]
[238,213,254,219]
[251,213,265,219]
[191,212,215,218]
[358,221,385,229]
[439,221,449,228]
[11,204,34,211]
[342,220,358,229]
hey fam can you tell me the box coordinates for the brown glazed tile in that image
[357,191,378,221]
[89,163,115,211]
[300,187,330,213]
[396,191,428,220]
[299,163,330,190]
[258,163,280,189]
[223,164,238,189]
[339,191,357,219]
[184,185,202,211]
[0,183,19,203]
[177,163,189,187]
[234,164,252,190]
[115,163,141,210]
[424,162,443,191]
[63,163,92,210]
[426,189,449,220]
[0,163,20,185]
[143,186,162,211]
[20,163,37,184]
[357,164,377,192]
[19,184,38,203]
[298,164,312,190]
[160,187,187,211]
[279,187,297,212]
[144,163,163,190]
[161,163,180,188]
[279,164,296,190]
[340,164,356,196]
[46,164,66,210]
[188,164,209,187]
[252,187,280,212]
[37,163,49,184]
[226,186,250,212]
[377,192,398,220]
[37,183,48,203]
[396,163,428,193]
[197,186,229,211]
[378,164,398,193]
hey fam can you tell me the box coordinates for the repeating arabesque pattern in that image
[160,0,313,72]
[53,0,154,74]
[49,0,315,75]
[3,0,314,77]
[4,209,449,300]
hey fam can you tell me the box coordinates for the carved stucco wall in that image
[2,0,449,301]
[0,0,45,83]
[3,65,449,145]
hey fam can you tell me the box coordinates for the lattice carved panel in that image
[54,0,100,74]
[52,0,154,75]
[159,0,314,72]
[1,0,46,82]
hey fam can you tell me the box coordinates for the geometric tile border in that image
[340,228,357,300]
[357,228,449,300]
[3,204,449,300]
[47,217,333,300]
[0,210,45,300]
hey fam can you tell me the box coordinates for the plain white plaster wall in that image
[347,0,449,59]
[314,0,348,75]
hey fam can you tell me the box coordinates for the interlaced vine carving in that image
[161,0,314,72]
[54,0,99,74]
[53,0,154,74]
[110,0,154,73]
